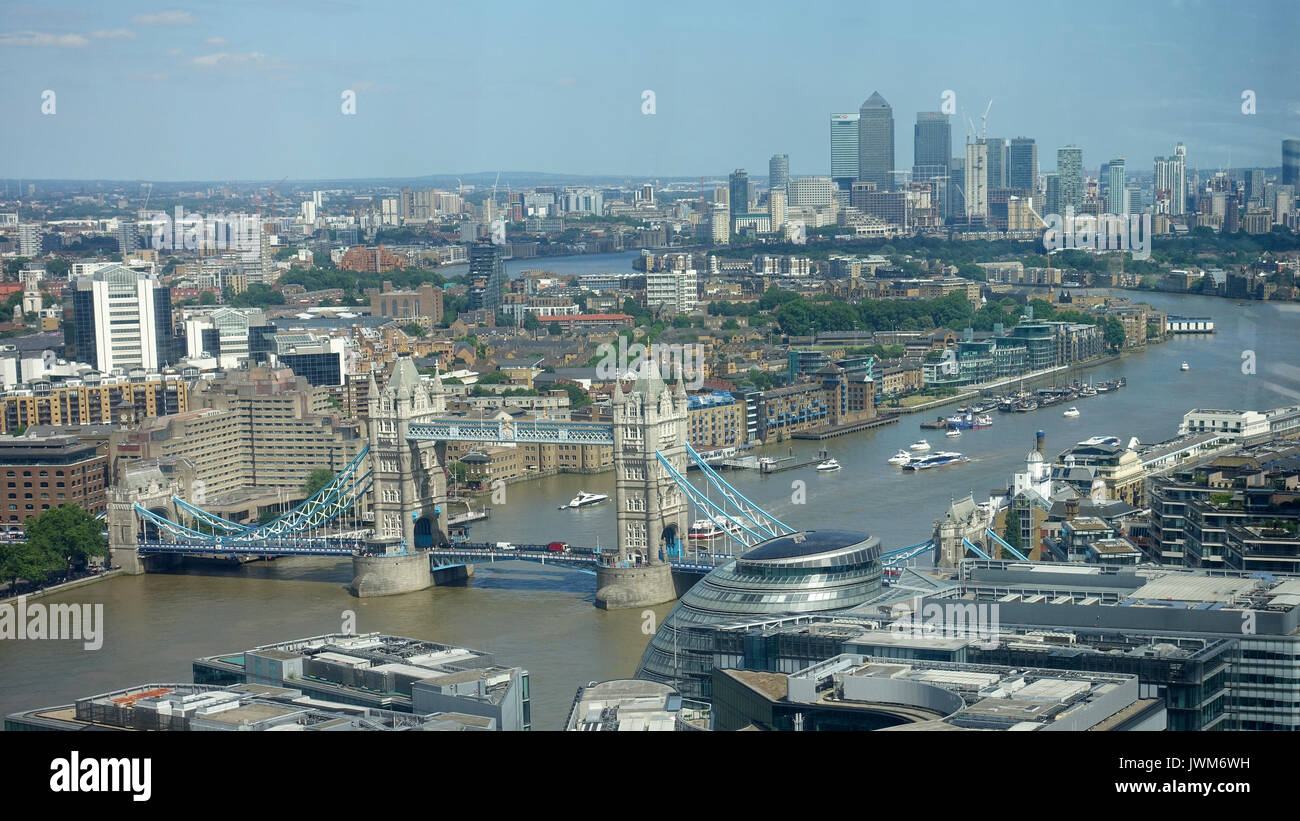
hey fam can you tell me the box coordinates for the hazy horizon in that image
[3,0,1297,181]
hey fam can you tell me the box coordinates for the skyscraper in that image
[769,154,789,194]
[1044,173,1060,217]
[1057,146,1084,214]
[1009,138,1038,191]
[1173,143,1188,215]
[1284,138,1300,189]
[728,169,750,218]
[985,137,1008,190]
[1108,158,1126,214]
[856,92,894,190]
[914,112,952,220]
[116,219,140,256]
[468,241,507,314]
[70,264,176,372]
[830,113,859,191]
[913,113,951,171]
[965,140,988,222]
[1246,169,1266,208]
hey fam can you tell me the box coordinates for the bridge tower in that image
[366,357,448,551]
[596,360,687,609]
[932,493,994,568]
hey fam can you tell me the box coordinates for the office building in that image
[728,169,750,218]
[1283,138,1300,189]
[184,308,269,369]
[565,680,708,731]
[1057,146,1084,214]
[113,367,365,498]
[913,112,951,175]
[467,241,507,314]
[768,154,789,194]
[8,682,500,732]
[856,92,894,189]
[365,281,443,324]
[192,633,530,729]
[985,137,1008,190]
[269,334,346,387]
[712,654,1157,732]
[0,434,108,525]
[830,112,860,190]
[1108,158,1126,214]
[1009,137,1037,191]
[68,264,177,372]
[788,176,836,208]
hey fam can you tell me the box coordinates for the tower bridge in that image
[108,357,934,608]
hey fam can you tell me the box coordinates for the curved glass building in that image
[634,530,883,700]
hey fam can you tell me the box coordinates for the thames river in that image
[2,274,1297,729]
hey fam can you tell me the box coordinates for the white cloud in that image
[164,48,182,56]
[205,36,226,45]
[131,10,196,25]
[0,30,89,47]
[91,29,137,40]
[192,51,265,67]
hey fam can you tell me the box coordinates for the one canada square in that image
[857,91,894,190]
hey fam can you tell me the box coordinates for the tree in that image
[1002,506,1024,552]
[447,461,468,484]
[1103,317,1126,351]
[401,322,424,337]
[557,382,592,409]
[301,468,335,499]
[25,504,107,571]
[199,291,217,306]
[0,539,57,587]
[721,318,740,331]
[522,313,541,332]
[547,321,563,336]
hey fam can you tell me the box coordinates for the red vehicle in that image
[547,541,569,553]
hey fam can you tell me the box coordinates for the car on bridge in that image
[495,541,517,551]
[547,541,569,553]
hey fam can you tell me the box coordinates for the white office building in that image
[788,176,836,208]
[71,265,174,372]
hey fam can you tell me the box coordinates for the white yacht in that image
[815,458,841,471]
[1063,407,1080,418]
[1181,362,1190,371]
[888,450,912,466]
[567,490,609,509]
[945,429,962,438]
[909,439,931,452]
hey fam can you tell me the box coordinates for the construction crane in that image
[980,99,993,140]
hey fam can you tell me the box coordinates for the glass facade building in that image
[634,530,883,700]
[856,92,894,190]
[830,113,859,190]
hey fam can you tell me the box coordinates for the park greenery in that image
[0,505,108,587]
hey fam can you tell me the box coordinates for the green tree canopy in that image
[25,504,107,571]
[302,468,335,499]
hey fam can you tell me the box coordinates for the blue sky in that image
[1,0,1297,181]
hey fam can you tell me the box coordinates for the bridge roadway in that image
[135,539,722,574]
